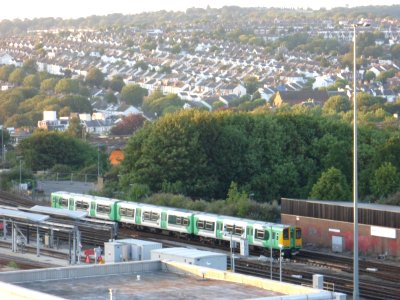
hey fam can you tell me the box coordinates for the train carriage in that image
[140,204,167,230]
[220,216,249,244]
[92,197,119,221]
[192,213,220,239]
[165,208,194,234]
[116,201,141,225]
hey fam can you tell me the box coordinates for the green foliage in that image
[323,95,351,114]
[142,93,182,116]
[243,76,259,95]
[22,74,40,89]
[40,78,59,94]
[17,131,96,171]
[309,167,351,201]
[109,75,125,92]
[54,78,80,94]
[85,67,104,87]
[370,162,400,199]
[120,84,147,106]
[8,68,26,85]
[22,59,38,74]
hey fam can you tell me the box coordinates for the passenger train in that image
[51,191,302,256]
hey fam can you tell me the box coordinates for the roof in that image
[152,247,226,259]
[276,90,329,104]
[29,205,87,219]
[0,208,49,223]
[282,198,400,213]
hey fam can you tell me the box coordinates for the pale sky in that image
[1,0,398,21]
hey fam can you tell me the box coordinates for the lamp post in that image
[353,21,370,300]
[19,159,22,189]
[97,144,100,177]
[278,244,283,282]
[270,226,273,280]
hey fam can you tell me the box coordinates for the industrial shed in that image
[281,198,400,258]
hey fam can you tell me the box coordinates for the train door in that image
[290,227,295,249]
[68,198,74,210]
[246,225,254,244]
[135,207,142,225]
[216,220,223,239]
[51,195,59,208]
[160,211,167,229]
[90,201,96,217]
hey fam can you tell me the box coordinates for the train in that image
[50,191,302,256]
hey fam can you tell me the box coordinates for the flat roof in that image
[16,271,279,300]
[282,198,400,213]
[0,208,49,223]
[29,206,87,219]
[152,247,227,259]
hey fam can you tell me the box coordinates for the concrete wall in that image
[282,214,400,257]
[0,260,161,283]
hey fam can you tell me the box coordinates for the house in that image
[273,90,330,107]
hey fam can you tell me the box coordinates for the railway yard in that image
[0,191,399,300]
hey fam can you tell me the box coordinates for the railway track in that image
[118,228,400,300]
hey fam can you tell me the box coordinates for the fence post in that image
[70,173,73,183]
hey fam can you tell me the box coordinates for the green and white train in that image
[51,191,302,256]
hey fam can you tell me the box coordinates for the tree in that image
[109,75,125,92]
[17,131,96,171]
[0,65,15,81]
[243,76,259,95]
[66,117,84,138]
[85,67,104,87]
[364,70,376,82]
[60,95,92,113]
[22,59,38,74]
[309,167,351,201]
[370,162,400,199]
[110,114,146,135]
[54,78,80,94]
[40,78,59,94]
[22,74,40,89]
[120,84,147,107]
[8,69,26,85]
[323,95,351,114]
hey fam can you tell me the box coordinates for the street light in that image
[278,244,283,282]
[224,226,235,272]
[19,159,22,189]
[270,226,273,280]
[353,20,370,300]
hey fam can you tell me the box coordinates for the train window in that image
[283,229,289,240]
[60,198,68,207]
[120,208,126,216]
[151,212,159,221]
[97,205,111,214]
[176,217,182,225]
[225,225,234,234]
[197,220,205,229]
[143,211,151,220]
[205,222,214,231]
[168,215,176,224]
[296,229,302,239]
[183,218,189,226]
[255,229,264,240]
[234,227,243,236]
[272,232,276,240]
[126,209,134,217]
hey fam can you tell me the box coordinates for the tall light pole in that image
[97,144,100,177]
[19,159,22,188]
[353,21,370,300]
[270,226,273,280]
[279,252,282,282]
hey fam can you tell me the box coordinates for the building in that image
[281,198,400,258]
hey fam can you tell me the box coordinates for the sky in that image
[0,0,398,21]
